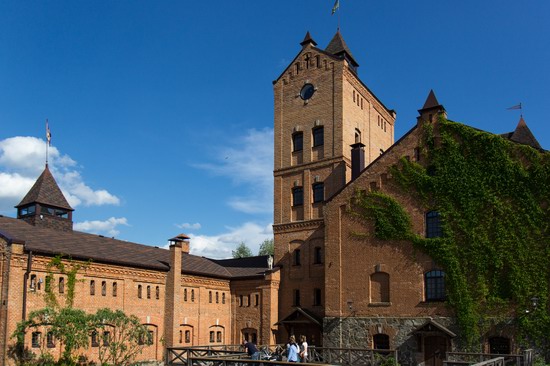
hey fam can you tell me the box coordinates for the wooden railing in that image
[444,350,533,366]
[166,345,397,366]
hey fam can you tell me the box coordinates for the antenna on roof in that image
[45,119,52,166]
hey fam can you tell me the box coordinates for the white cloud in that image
[194,128,273,214]
[164,221,273,259]
[0,136,120,211]
[176,222,202,230]
[74,217,129,237]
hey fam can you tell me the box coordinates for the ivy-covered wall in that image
[349,118,549,352]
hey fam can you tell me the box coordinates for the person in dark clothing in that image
[243,339,260,365]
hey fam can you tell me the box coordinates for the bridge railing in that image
[444,350,533,366]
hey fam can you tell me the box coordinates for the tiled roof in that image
[421,89,442,110]
[0,216,266,279]
[212,256,271,278]
[325,30,358,67]
[16,165,73,210]
[300,31,317,47]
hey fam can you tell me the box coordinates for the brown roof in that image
[0,215,267,279]
[501,116,543,151]
[212,256,271,279]
[325,30,358,67]
[421,89,442,110]
[300,31,317,47]
[16,165,73,210]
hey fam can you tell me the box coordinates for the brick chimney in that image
[164,235,188,347]
[351,142,366,180]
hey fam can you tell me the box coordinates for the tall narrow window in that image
[59,277,64,294]
[101,281,106,296]
[191,289,195,302]
[184,289,188,301]
[217,331,222,343]
[425,270,446,301]
[312,127,324,147]
[147,285,151,299]
[91,331,99,347]
[222,292,226,304]
[247,294,251,307]
[313,288,322,306]
[156,286,160,300]
[293,249,301,266]
[112,282,117,297]
[255,294,259,307]
[426,211,443,238]
[293,289,301,306]
[30,274,37,290]
[209,291,212,303]
[185,330,191,343]
[90,280,95,296]
[138,285,142,299]
[103,331,110,346]
[292,187,304,206]
[179,331,183,344]
[47,332,55,348]
[293,132,303,152]
[312,182,324,203]
[210,331,215,343]
[313,247,322,264]
[370,272,390,303]
[216,292,219,303]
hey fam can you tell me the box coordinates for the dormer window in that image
[42,205,69,218]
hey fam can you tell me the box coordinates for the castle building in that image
[0,165,279,365]
[273,31,546,366]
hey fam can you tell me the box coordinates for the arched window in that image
[185,330,191,343]
[293,132,303,152]
[312,182,324,203]
[292,187,303,206]
[312,126,324,147]
[293,249,301,266]
[59,277,64,294]
[489,336,511,354]
[31,332,41,348]
[425,270,446,301]
[426,211,443,238]
[373,334,390,350]
[138,285,142,299]
[370,272,390,303]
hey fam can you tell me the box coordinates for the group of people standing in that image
[286,335,308,363]
[242,334,309,364]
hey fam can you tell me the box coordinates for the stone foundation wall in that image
[323,316,457,366]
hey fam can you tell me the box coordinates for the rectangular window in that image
[147,330,154,345]
[222,292,225,304]
[138,284,142,299]
[216,292,219,303]
[314,288,322,306]
[255,294,259,307]
[216,331,222,343]
[103,331,111,346]
[32,332,41,348]
[293,289,301,307]
[90,280,95,296]
[58,277,64,294]
[425,270,446,301]
[101,281,106,296]
[313,247,322,264]
[426,211,443,238]
[191,289,195,302]
[313,127,324,147]
[185,330,191,343]
[209,291,212,303]
[147,285,151,299]
[184,288,188,301]
[293,249,301,266]
[209,331,215,343]
[292,187,304,206]
[113,282,117,297]
[91,332,99,347]
[312,182,324,203]
[47,332,55,348]
[156,286,160,300]
[293,132,303,152]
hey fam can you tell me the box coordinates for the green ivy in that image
[350,118,550,351]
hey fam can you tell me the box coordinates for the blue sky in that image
[1,1,548,258]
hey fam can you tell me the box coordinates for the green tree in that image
[232,241,253,258]
[258,238,274,256]
[91,308,149,366]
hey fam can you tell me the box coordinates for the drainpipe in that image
[0,239,13,365]
[22,251,33,321]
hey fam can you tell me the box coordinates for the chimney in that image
[351,142,366,180]
[164,234,188,347]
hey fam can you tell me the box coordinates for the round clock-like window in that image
[300,83,315,100]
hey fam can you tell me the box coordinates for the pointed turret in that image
[300,31,317,47]
[504,116,543,150]
[417,89,447,124]
[15,164,74,232]
[325,30,359,69]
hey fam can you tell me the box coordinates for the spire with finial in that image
[300,31,317,47]
[325,30,359,69]
[505,116,543,150]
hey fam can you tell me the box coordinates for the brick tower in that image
[272,31,396,345]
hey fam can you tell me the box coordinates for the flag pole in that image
[45,119,51,167]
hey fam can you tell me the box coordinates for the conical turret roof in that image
[507,116,543,150]
[300,31,317,47]
[16,165,73,211]
[421,89,442,110]
[325,30,359,67]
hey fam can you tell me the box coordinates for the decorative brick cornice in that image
[273,219,324,234]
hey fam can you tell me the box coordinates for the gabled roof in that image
[275,307,322,326]
[412,319,456,338]
[16,165,73,211]
[0,215,268,279]
[212,256,272,278]
[325,30,359,67]
[501,116,543,151]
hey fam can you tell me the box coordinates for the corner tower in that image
[272,31,396,343]
[15,164,74,232]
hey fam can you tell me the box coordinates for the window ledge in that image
[368,302,392,307]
